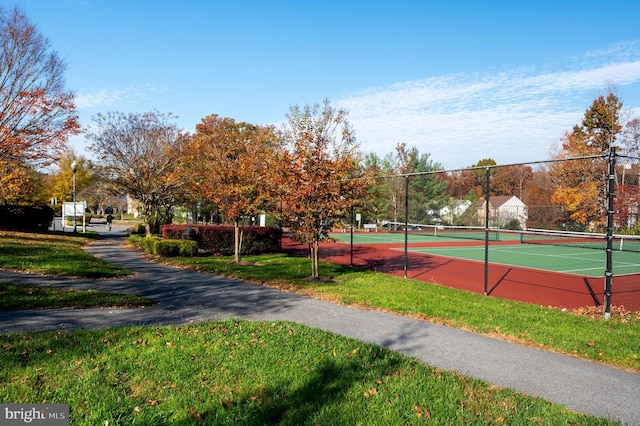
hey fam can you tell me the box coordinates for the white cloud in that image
[75,87,138,109]
[75,84,170,110]
[338,43,640,169]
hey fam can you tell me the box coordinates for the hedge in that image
[0,205,53,231]
[154,239,198,257]
[127,234,197,257]
[160,224,282,255]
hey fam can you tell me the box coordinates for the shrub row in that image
[160,225,282,255]
[0,205,53,231]
[128,234,198,257]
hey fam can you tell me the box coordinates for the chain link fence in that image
[341,149,640,315]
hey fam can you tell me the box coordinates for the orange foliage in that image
[0,158,34,203]
[0,8,79,167]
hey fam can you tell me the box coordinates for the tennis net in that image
[385,222,501,241]
[515,228,640,253]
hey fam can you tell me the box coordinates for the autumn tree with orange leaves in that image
[182,115,281,262]
[0,7,79,202]
[278,101,370,279]
[550,92,623,230]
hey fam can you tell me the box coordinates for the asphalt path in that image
[1,224,639,425]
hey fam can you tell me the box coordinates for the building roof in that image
[476,195,524,208]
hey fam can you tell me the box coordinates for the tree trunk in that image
[144,202,153,237]
[234,219,241,263]
[311,239,319,278]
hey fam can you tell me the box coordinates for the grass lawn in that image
[0,231,633,424]
[0,230,131,278]
[0,281,154,310]
[0,319,617,425]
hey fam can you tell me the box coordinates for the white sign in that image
[62,201,86,217]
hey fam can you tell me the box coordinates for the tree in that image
[182,114,281,262]
[622,117,640,156]
[279,100,369,279]
[0,158,32,204]
[580,92,623,152]
[0,7,79,169]
[443,169,481,200]
[548,92,624,230]
[406,147,446,223]
[370,143,444,227]
[522,167,558,229]
[361,152,391,224]
[86,111,188,236]
[491,165,533,198]
[49,150,96,210]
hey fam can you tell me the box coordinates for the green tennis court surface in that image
[407,244,640,277]
[329,232,640,277]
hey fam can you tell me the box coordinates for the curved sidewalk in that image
[1,229,639,425]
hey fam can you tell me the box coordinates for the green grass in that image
[0,230,131,278]
[0,281,155,310]
[0,319,617,425]
[0,231,631,423]
[160,253,640,372]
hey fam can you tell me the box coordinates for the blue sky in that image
[10,0,640,169]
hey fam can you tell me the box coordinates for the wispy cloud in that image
[75,84,169,110]
[339,42,640,169]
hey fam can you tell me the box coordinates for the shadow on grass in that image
[175,348,405,425]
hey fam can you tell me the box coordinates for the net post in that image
[603,147,616,319]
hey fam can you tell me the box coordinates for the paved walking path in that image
[1,226,639,425]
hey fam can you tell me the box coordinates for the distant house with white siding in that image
[477,196,528,228]
[439,200,472,224]
[126,194,141,218]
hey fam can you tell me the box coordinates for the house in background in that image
[126,194,141,218]
[477,195,528,229]
[438,200,472,224]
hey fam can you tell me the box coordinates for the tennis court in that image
[283,229,640,310]
[408,243,640,277]
[331,227,640,277]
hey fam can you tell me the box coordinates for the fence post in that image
[404,174,409,279]
[350,205,354,266]
[604,147,616,319]
[484,166,491,295]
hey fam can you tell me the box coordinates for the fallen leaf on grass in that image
[363,388,378,398]
[188,407,208,421]
[414,404,430,418]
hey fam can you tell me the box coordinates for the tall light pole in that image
[71,160,77,233]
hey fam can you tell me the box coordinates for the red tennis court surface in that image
[281,236,640,312]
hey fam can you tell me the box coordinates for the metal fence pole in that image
[350,205,354,266]
[404,175,409,279]
[484,166,491,295]
[604,147,616,319]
